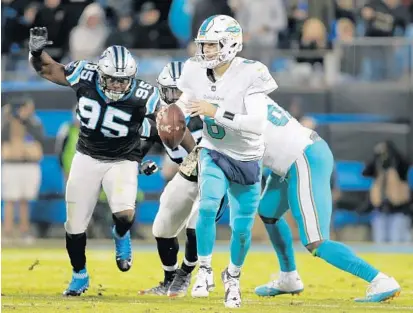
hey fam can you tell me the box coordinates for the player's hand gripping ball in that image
[156,103,186,149]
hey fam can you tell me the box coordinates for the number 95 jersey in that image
[64,60,160,162]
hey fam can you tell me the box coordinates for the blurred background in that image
[1,0,413,246]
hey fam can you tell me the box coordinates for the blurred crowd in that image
[2,0,413,62]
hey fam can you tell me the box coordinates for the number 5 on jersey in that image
[78,97,131,137]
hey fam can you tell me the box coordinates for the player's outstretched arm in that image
[29,27,69,86]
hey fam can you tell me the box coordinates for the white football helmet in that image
[195,15,243,69]
[156,61,184,104]
[97,45,137,101]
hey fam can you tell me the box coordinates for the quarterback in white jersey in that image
[176,15,277,308]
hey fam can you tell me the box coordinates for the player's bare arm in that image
[29,27,69,86]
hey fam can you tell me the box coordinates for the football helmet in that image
[97,45,137,101]
[195,15,243,69]
[156,61,184,104]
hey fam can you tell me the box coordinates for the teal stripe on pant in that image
[288,139,333,246]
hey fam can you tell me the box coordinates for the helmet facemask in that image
[98,69,134,101]
[158,84,182,104]
[195,38,242,69]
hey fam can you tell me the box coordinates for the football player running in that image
[254,101,401,302]
[29,27,160,296]
[176,15,277,308]
[140,61,228,298]
[140,61,201,297]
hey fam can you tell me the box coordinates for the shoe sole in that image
[255,288,304,297]
[355,288,401,303]
[168,292,187,298]
[63,287,88,297]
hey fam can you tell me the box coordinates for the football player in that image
[255,98,401,302]
[176,15,276,308]
[141,61,228,297]
[29,27,161,296]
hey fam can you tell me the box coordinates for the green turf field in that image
[2,247,413,312]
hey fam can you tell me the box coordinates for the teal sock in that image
[315,240,379,282]
[264,217,296,272]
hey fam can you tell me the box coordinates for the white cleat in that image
[255,271,304,297]
[222,268,241,308]
[355,274,401,302]
[191,266,215,298]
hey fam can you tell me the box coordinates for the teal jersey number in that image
[267,103,291,126]
[205,117,226,139]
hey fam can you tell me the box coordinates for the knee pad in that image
[259,215,278,225]
[198,198,221,219]
[232,215,255,237]
[64,213,88,235]
[152,217,178,238]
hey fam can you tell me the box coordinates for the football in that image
[157,103,186,149]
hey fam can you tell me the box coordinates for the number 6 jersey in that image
[64,60,160,162]
[177,57,278,161]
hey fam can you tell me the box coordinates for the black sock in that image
[112,212,135,237]
[181,228,197,274]
[156,237,179,280]
[66,232,87,273]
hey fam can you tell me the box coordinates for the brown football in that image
[157,103,186,149]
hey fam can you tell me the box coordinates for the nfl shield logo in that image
[211,85,216,91]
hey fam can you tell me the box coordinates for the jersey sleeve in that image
[176,59,197,96]
[64,60,88,88]
[215,93,268,135]
[246,62,278,96]
[139,116,158,140]
[144,86,161,115]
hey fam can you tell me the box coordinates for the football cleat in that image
[191,266,215,297]
[139,279,174,296]
[168,268,191,297]
[112,226,132,272]
[255,272,304,297]
[63,269,89,296]
[355,274,401,302]
[222,267,241,308]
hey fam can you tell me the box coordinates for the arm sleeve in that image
[64,60,86,88]
[145,86,161,115]
[214,93,268,135]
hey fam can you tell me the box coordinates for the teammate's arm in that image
[213,93,268,135]
[29,27,69,86]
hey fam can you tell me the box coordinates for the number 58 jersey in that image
[64,60,160,162]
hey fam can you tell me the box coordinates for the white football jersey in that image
[177,57,278,161]
[263,100,314,176]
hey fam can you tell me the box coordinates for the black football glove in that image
[29,27,53,57]
[139,160,159,176]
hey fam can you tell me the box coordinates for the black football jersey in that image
[64,60,160,162]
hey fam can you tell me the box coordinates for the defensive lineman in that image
[177,15,277,308]
[29,27,160,296]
